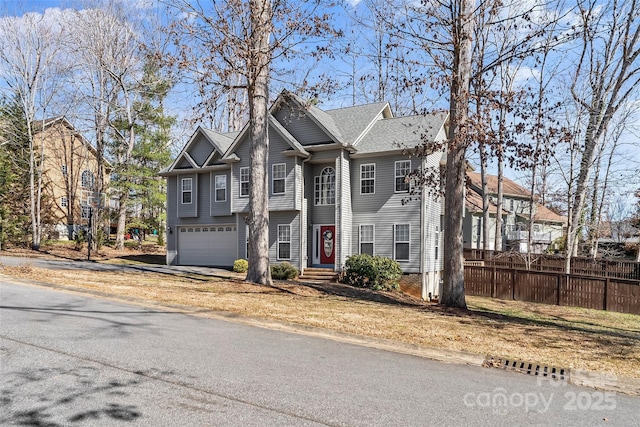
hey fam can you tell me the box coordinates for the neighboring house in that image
[35,116,110,240]
[463,171,566,253]
[161,90,448,297]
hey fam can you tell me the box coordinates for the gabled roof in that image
[467,171,530,199]
[268,116,309,157]
[325,102,391,146]
[34,116,111,167]
[278,90,344,144]
[200,128,235,154]
[165,126,235,173]
[516,204,567,224]
[353,112,448,155]
[466,172,567,224]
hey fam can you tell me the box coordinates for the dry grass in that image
[1,249,638,380]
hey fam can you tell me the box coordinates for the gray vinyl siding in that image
[210,171,231,216]
[230,134,251,213]
[166,176,177,265]
[336,151,352,269]
[307,162,336,225]
[175,157,192,169]
[350,155,423,272]
[269,211,301,269]
[177,173,198,218]
[294,160,303,211]
[273,104,332,145]
[308,150,340,163]
[188,134,214,166]
[269,131,297,211]
[177,172,234,224]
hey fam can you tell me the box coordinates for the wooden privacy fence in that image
[463,249,640,281]
[464,266,640,315]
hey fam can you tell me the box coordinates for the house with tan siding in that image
[35,116,110,239]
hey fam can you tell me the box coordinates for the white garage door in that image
[177,225,237,266]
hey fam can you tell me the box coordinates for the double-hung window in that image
[239,167,249,197]
[272,163,286,195]
[360,164,375,194]
[81,170,94,189]
[277,224,291,260]
[181,178,192,204]
[359,225,374,255]
[214,175,226,202]
[61,165,68,176]
[395,160,411,193]
[61,197,68,207]
[314,167,335,205]
[394,224,410,261]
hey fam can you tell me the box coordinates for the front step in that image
[298,267,338,282]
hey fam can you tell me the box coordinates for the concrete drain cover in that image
[483,356,568,381]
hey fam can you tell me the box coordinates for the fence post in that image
[556,275,561,306]
[603,277,609,311]
[491,266,496,298]
[511,269,516,300]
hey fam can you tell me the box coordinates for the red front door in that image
[320,225,335,264]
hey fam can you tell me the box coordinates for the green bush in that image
[233,259,248,273]
[271,262,299,280]
[339,254,402,291]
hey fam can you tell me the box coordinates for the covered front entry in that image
[312,224,335,266]
[177,224,237,266]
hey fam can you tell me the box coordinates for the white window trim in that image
[277,224,291,260]
[181,177,193,204]
[81,170,94,189]
[272,163,286,195]
[239,167,249,198]
[214,175,227,202]
[359,224,375,255]
[360,163,375,195]
[394,160,411,193]
[314,166,335,206]
[394,223,410,261]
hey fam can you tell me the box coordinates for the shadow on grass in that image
[288,280,640,345]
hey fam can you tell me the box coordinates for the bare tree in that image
[168,0,337,286]
[0,9,67,250]
[565,0,640,272]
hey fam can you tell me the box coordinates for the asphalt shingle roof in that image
[325,102,389,146]
[353,112,448,154]
[201,128,236,154]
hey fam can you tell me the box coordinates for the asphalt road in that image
[1,280,638,426]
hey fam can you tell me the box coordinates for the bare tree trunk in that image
[479,143,490,251]
[245,0,273,286]
[441,0,474,309]
[494,147,504,252]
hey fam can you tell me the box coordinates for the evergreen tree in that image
[110,60,174,246]
[0,96,31,248]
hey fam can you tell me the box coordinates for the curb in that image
[1,273,638,397]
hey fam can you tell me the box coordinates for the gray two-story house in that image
[160,90,448,297]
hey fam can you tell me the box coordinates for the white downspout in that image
[421,157,427,300]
